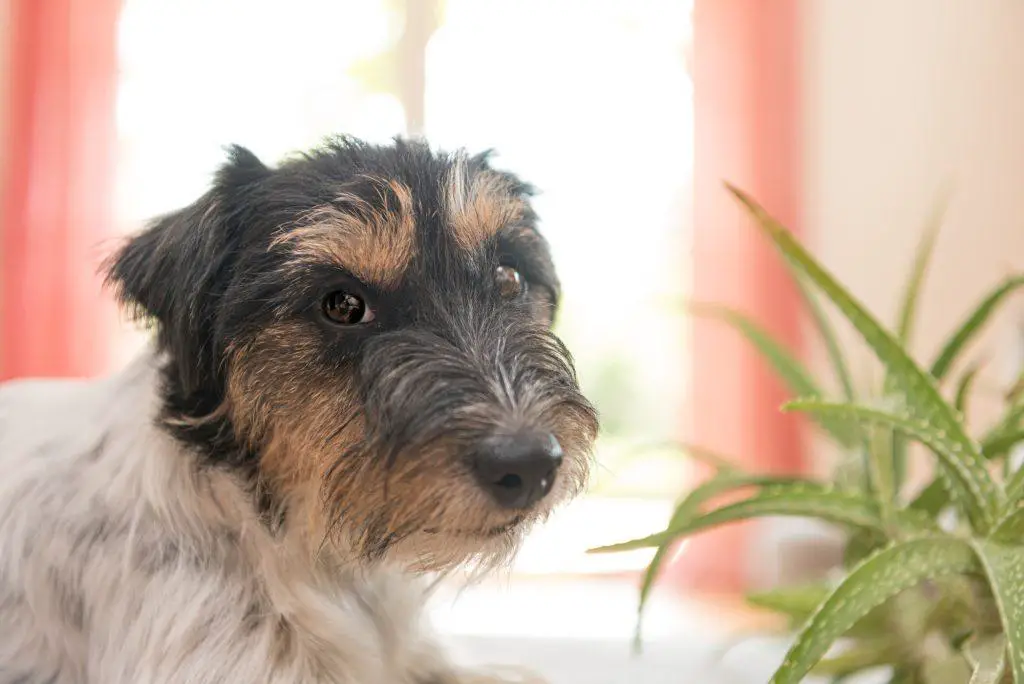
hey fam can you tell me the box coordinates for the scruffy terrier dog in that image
[0,137,598,683]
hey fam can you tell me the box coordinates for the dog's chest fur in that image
[0,351,450,684]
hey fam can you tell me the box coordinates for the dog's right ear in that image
[105,145,272,393]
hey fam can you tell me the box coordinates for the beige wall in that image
[802,0,1024,435]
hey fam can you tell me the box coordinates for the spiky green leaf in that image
[983,396,1024,465]
[728,184,1001,533]
[992,502,1024,542]
[633,472,800,649]
[689,303,858,447]
[811,640,904,678]
[931,275,1024,381]
[1006,465,1024,505]
[785,399,997,533]
[769,538,981,684]
[965,634,1007,684]
[746,583,831,622]
[909,477,951,516]
[983,429,1024,461]
[896,191,948,346]
[588,483,927,554]
[790,266,857,402]
[970,541,1024,684]
[618,439,738,473]
[955,359,986,418]
[747,582,893,639]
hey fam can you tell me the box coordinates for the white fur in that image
[0,350,528,684]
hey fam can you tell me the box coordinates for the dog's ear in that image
[106,145,272,393]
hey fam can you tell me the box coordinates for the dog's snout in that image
[472,433,563,510]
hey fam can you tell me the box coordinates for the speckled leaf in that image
[633,472,801,650]
[970,541,1024,684]
[931,275,1024,381]
[728,184,1001,534]
[885,199,948,492]
[690,303,858,447]
[747,583,891,639]
[770,538,982,684]
[1006,466,1024,505]
[785,399,994,531]
[785,263,857,401]
[992,503,1024,542]
[589,483,916,554]
[965,634,1007,684]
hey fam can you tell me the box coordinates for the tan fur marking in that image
[445,155,527,252]
[271,177,416,289]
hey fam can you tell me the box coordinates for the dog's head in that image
[106,137,598,572]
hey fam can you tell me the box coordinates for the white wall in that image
[803,0,1024,434]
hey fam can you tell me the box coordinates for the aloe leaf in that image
[955,360,986,418]
[769,537,982,684]
[965,634,1007,684]
[931,275,1024,382]
[1006,463,1024,504]
[982,429,1024,461]
[983,396,1024,463]
[896,190,949,346]
[969,540,1024,684]
[885,194,947,486]
[617,439,738,473]
[785,398,996,532]
[909,477,950,516]
[843,528,887,568]
[688,303,820,397]
[991,502,1024,542]
[633,472,798,650]
[921,654,973,684]
[589,483,923,554]
[728,184,1002,534]
[746,583,832,622]
[791,268,857,401]
[689,302,858,447]
[747,583,891,639]
[811,640,903,678]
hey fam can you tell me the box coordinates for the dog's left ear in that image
[106,145,272,393]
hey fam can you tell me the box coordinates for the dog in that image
[0,136,599,683]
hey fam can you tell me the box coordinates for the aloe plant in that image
[589,186,1024,683]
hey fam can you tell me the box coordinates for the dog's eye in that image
[322,291,374,325]
[495,265,524,299]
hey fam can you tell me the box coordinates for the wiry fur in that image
[0,136,598,683]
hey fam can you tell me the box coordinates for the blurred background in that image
[2,1,1024,682]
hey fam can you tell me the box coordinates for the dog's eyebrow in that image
[444,156,527,253]
[271,179,416,289]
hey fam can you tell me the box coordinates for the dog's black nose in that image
[473,433,563,510]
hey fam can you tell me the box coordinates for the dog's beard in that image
[230,311,597,577]
[317,437,574,576]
